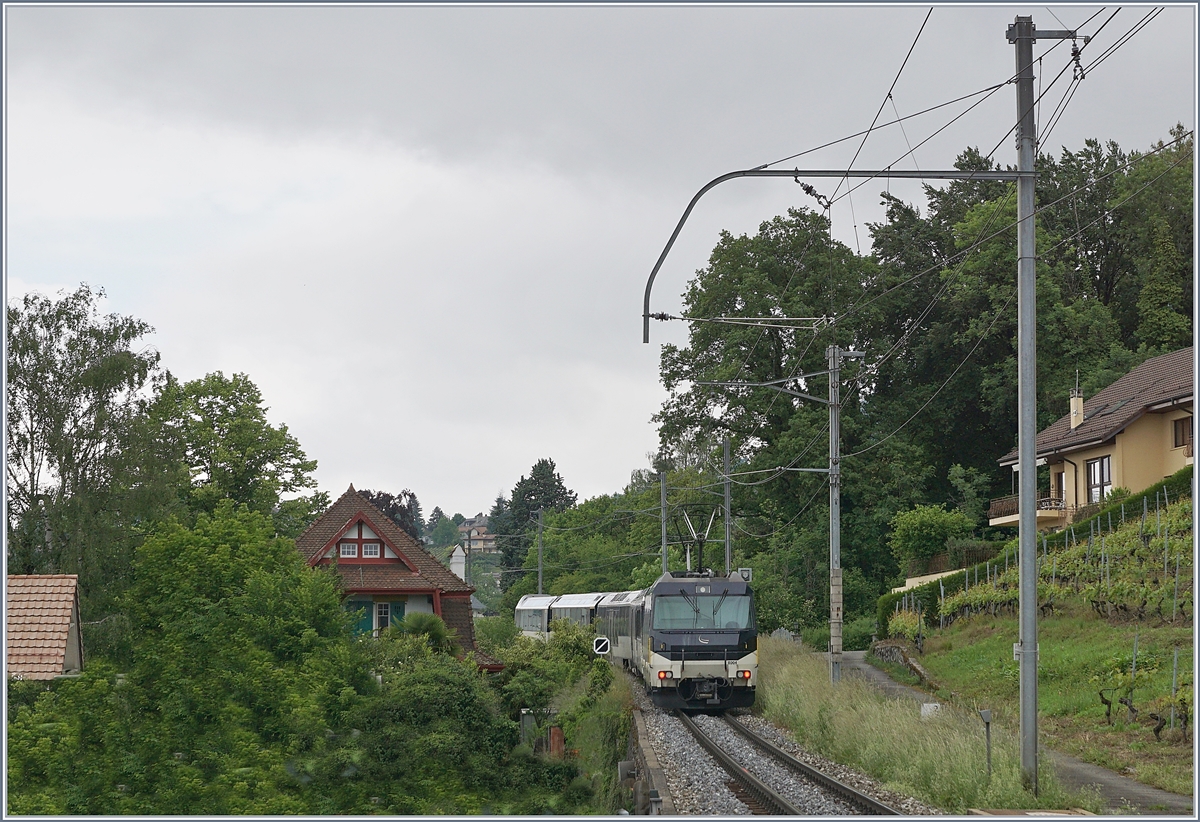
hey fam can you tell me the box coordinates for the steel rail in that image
[721,715,901,815]
[674,710,802,815]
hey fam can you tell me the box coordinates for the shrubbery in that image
[6,504,616,814]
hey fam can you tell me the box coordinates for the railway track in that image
[675,710,901,815]
[721,714,901,815]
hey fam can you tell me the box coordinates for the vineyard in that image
[873,467,1194,793]
[879,467,1194,633]
[936,495,1193,626]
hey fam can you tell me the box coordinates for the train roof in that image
[649,572,752,596]
[597,590,644,606]
[514,594,559,609]
[549,591,615,608]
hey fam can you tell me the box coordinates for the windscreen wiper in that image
[713,589,729,627]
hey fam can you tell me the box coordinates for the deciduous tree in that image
[153,371,318,517]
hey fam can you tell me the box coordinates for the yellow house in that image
[989,346,1193,530]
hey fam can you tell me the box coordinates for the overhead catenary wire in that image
[659,8,1178,513]
[825,20,1094,211]
[820,129,1190,333]
[838,134,1192,460]
[831,7,934,202]
[760,81,1010,170]
[731,479,828,539]
[681,128,1189,480]
[680,51,1059,455]
[496,550,661,575]
[1083,8,1162,75]
[842,286,1016,459]
[683,133,1191,498]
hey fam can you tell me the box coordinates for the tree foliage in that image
[495,458,578,586]
[6,285,187,662]
[888,505,974,565]
[153,371,318,516]
[357,488,423,541]
[647,131,1191,624]
[6,504,599,814]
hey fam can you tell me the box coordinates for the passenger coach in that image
[516,569,757,711]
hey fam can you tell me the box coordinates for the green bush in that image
[889,505,974,565]
[842,615,878,651]
[800,624,830,651]
[802,617,876,651]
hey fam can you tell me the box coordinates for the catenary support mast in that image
[1008,15,1077,795]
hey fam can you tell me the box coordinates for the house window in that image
[375,602,390,633]
[340,543,358,558]
[1173,417,1193,448]
[362,542,381,558]
[1086,456,1112,503]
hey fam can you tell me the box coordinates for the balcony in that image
[987,491,1066,528]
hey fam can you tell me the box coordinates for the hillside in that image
[878,470,1193,796]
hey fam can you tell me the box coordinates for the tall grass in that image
[562,666,633,812]
[756,637,1103,813]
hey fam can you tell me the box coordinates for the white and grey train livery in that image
[515,569,757,710]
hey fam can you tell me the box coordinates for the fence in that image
[906,543,1001,578]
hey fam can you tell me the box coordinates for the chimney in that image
[1070,387,1084,429]
[449,544,467,581]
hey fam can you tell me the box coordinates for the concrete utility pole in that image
[537,508,544,595]
[660,471,669,574]
[827,345,863,683]
[1008,15,1078,795]
[724,438,733,576]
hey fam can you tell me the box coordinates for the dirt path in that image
[839,650,1194,815]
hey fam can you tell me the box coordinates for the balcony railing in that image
[987,491,1065,520]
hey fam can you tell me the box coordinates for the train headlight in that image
[737,670,751,680]
[657,670,673,680]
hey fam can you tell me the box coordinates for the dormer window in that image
[340,543,358,558]
[362,542,381,558]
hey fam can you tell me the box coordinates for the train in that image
[514,569,757,711]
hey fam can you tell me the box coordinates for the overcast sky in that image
[5,3,1195,519]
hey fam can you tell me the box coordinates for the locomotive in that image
[514,569,756,711]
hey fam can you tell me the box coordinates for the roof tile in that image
[7,575,80,681]
[1000,347,1193,464]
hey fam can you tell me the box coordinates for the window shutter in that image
[390,600,406,628]
[345,599,373,635]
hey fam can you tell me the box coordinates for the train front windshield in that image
[651,594,754,630]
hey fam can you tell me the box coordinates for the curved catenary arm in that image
[641,167,1021,342]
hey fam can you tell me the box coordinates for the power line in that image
[837,134,1191,461]
[1083,8,1162,75]
[731,479,828,539]
[843,287,1016,459]
[827,129,1188,334]
[832,8,934,201]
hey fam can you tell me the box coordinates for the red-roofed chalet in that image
[295,485,502,671]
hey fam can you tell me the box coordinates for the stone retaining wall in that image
[869,640,938,690]
[630,708,674,815]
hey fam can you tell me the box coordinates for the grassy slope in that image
[918,604,1193,796]
[891,494,1194,797]
[756,637,1103,813]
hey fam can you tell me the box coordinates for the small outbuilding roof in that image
[7,574,83,681]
